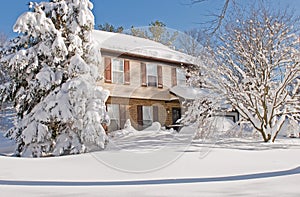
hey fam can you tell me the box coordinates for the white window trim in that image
[107,104,120,131]
[112,58,124,84]
[143,106,153,126]
[146,63,158,87]
[176,68,186,86]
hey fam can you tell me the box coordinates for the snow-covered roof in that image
[92,30,195,65]
[170,85,232,109]
[170,85,211,100]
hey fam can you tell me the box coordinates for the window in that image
[105,57,130,84]
[177,68,186,86]
[112,58,124,84]
[142,106,153,127]
[141,63,162,88]
[107,104,120,132]
[147,63,158,87]
[137,105,159,129]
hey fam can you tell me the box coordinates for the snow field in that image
[1,123,300,196]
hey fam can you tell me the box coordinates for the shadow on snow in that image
[0,166,299,186]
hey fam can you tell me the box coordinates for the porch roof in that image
[100,83,179,101]
[170,85,233,110]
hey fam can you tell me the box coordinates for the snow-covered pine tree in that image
[0,0,110,157]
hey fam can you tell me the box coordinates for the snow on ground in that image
[0,120,300,196]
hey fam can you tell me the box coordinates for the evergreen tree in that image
[0,32,8,83]
[0,0,110,157]
[98,22,124,33]
[131,20,178,47]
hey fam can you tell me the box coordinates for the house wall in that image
[130,60,141,87]
[162,66,172,89]
[106,97,181,131]
[99,53,185,131]
[99,53,178,92]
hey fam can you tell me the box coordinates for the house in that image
[93,30,195,132]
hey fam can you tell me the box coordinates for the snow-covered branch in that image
[186,4,300,143]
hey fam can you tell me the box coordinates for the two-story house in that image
[93,30,194,132]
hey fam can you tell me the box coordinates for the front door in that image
[172,108,181,124]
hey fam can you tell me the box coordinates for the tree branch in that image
[190,0,207,4]
[190,0,231,34]
[211,0,230,34]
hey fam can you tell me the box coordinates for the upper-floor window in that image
[177,68,186,86]
[171,67,186,87]
[147,63,157,87]
[112,58,124,84]
[104,57,130,85]
[141,63,163,88]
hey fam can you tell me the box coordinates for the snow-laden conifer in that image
[0,0,110,157]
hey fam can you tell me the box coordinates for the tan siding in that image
[130,61,141,88]
[162,66,172,88]
[171,67,177,87]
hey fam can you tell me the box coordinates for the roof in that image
[170,85,210,100]
[170,85,232,110]
[92,30,195,65]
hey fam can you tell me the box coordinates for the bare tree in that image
[185,4,300,142]
[178,29,208,56]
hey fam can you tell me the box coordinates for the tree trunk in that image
[260,129,271,142]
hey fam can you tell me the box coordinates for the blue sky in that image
[1,0,300,38]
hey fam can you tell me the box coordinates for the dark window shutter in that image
[119,105,127,129]
[104,57,112,83]
[153,106,159,122]
[124,60,130,85]
[157,65,163,88]
[171,67,177,87]
[141,63,147,87]
[137,105,143,129]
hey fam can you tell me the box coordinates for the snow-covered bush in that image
[180,91,232,139]
[0,0,110,157]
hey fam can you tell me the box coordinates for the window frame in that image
[146,63,158,87]
[111,58,124,84]
[142,106,153,127]
[107,104,120,131]
[176,68,186,86]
